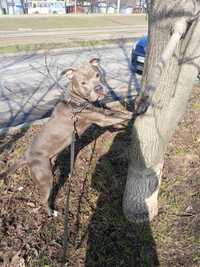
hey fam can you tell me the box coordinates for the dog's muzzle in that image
[94,85,107,97]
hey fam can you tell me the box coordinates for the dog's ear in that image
[61,68,76,80]
[89,58,100,67]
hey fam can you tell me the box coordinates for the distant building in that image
[0,0,146,15]
[0,0,28,14]
[120,0,146,13]
[0,0,9,14]
[0,0,70,14]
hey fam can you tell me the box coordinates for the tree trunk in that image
[123,0,200,223]
[20,0,25,14]
[0,0,3,14]
[11,0,15,14]
[4,0,9,14]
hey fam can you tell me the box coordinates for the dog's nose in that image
[94,85,107,96]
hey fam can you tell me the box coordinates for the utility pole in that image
[74,0,77,13]
[20,0,25,14]
[117,0,120,13]
[11,0,15,14]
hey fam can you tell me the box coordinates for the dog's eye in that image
[96,73,100,78]
[81,81,86,85]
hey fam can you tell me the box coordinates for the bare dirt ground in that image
[0,85,200,267]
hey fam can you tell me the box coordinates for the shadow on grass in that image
[52,125,107,209]
[0,127,29,155]
[85,129,160,267]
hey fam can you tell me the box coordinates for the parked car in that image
[131,35,147,74]
[131,36,200,80]
[50,1,65,14]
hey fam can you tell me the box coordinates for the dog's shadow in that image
[53,122,159,267]
[52,125,107,208]
[84,129,160,267]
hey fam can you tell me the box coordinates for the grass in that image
[0,14,147,31]
[1,90,200,265]
[0,14,146,54]
[0,39,132,54]
[192,102,200,110]
[174,147,187,156]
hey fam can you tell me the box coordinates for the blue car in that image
[131,36,148,74]
[131,36,200,80]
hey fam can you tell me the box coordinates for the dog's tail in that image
[0,156,26,183]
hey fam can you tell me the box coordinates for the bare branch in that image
[44,54,66,91]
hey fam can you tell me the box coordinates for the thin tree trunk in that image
[117,0,120,14]
[4,0,9,14]
[11,0,15,14]
[20,0,25,14]
[123,0,200,223]
[0,0,3,14]
[74,0,77,13]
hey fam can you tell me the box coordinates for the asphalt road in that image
[0,25,147,46]
[0,42,141,129]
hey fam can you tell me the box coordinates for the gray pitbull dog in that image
[0,58,133,215]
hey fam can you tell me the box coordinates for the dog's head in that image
[62,58,108,103]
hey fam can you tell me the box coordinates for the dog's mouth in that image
[94,85,107,99]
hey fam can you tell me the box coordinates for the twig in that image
[29,55,66,92]
[44,53,66,91]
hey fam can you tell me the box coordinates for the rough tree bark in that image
[123,0,200,223]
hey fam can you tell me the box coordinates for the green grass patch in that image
[192,102,200,110]
[0,14,146,31]
[174,147,187,156]
[0,39,132,54]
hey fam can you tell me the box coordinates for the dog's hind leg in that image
[29,158,56,216]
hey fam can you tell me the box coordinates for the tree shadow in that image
[85,127,160,267]
[0,127,29,159]
[0,39,138,131]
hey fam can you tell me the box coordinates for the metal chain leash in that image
[62,119,76,262]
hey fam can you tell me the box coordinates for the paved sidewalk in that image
[0,43,141,130]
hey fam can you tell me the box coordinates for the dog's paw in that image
[48,208,58,217]
[108,124,126,132]
[52,210,58,217]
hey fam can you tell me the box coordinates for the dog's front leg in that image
[81,109,133,128]
[99,109,133,127]
[95,115,129,127]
